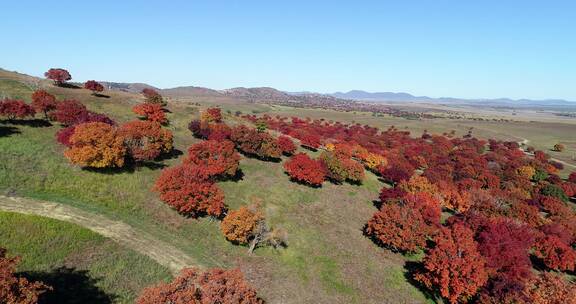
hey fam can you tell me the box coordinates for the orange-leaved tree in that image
[64,122,126,168]
[119,120,173,162]
[1,248,51,304]
[136,267,263,304]
[221,205,263,245]
[132,103,167,124]
[414,224,488,304]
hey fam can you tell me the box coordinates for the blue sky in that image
[1,1,575,100]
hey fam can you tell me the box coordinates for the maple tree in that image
[50,99,88,126]
[201,107,222,123]
[277,135,296,155]
[0,99,35,120]
[0,248,51,304]
[83,80,104,95]
[31,90,57,119]
[553,143,565,152]
[523,272,576,304]
[153,164,226,217]
[132,103,167,124]
[319,150,365,184]
[141,88,165,105]
[184,140,240,178]
[569,172,576,183]
[136,267,263,304]
[533,234,576,272]
[221,205,264,244]
[44,68,71,85]
[64,122,126,168]
[414,224,488,304]
[119,120,173,162]
[283,153,325,186]
[230,125,282,160]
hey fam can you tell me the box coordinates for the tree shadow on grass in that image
[21,267,116,304]
[93,93,110,98]
[0,126,21,137]
[156,148,184,161]
[403,261,440,303]
[57,83,82,89]
[3,119,52,127]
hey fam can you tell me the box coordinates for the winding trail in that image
[0,195,198,275]
[518,138,576,169]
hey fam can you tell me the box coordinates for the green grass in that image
[0,212,171,303]
[0,76,447,303]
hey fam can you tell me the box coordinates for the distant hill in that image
[222,87,291,100]
[330,90,576,107]
[99,82,159,94]
[161,86,222,98]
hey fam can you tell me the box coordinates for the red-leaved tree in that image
[277,135,296,156]
[50,99,88,126]
[183,140,240,179]
[414,224,488,304]
[44,68,71,85]
[283,153,325,186]
[31,90,57,119]
[132,103,167,124]
[119,120,173,162]
[153,164,226,217]
[1,248,51,304]
[0,99,35,120]
[84,80,104,95]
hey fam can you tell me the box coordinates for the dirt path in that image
[518,138,576,169]
[0,195,198,275]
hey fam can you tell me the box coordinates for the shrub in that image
[283,153,325,186]
[184,140,240,178]
[141,88,165,105]
[230,125,282,160]
[55,125,76,147]
[553,143,565,152]
[136,267,263,304]
[31,90,57,118]
[132,103,167,124]
[44,68,71,85]
[119,120,173,162]
[533,235,576,272]
[523,272,576,304]
[366,202,429,252]
[0,248,51,304]
[541,184,569,202]
[50,99,88,126]
[64,122,126,168]
[221,205,264,244]
[201,107,222,123]
[319,151,364,184]
[153,164,226,217]
[414,224,488,304]
[277,136,296,155]
[0,99,35,120]
[84,80,104,94]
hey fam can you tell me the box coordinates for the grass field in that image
[0,212,171,303]
[2,69,575,303]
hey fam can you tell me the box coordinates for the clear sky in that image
[1,1,575,100]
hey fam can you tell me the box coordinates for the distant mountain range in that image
[330,90,576,106]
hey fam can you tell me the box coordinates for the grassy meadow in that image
[2,69,575,303]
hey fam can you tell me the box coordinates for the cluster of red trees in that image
[0,99,36,120]
[25,90,176,168]
[137,267,263,304]
[242,113,576,303]
[154,111,241,217]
